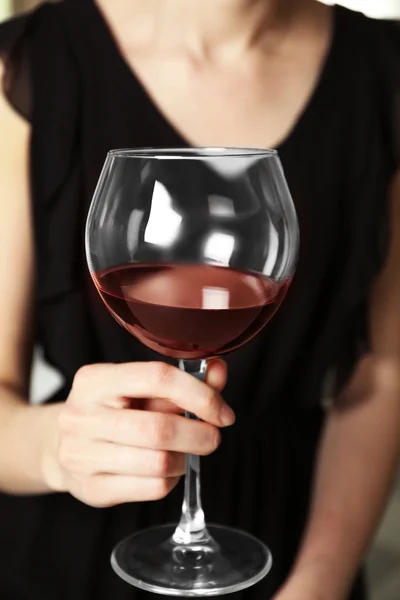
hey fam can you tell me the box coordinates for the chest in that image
[121,50,329,149]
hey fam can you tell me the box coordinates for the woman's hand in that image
[44,360,232,507]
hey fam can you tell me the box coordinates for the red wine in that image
[94,263,290,360]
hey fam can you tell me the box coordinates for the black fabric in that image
[0,1,398,598]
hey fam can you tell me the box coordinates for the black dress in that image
[0,2,398,599]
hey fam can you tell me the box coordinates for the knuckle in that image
[203,425,221,455]
[175,453,186,475]
[73,364,95,389]
[152,450,172,477]
[79,477,114,508]
[57,439,69,468]
[57,405,82,436]
[148,413,174,448]
[117,447,133,472]
[150,478,172,501]
[150,361,175,389]
[112,409,131,437]
[72,363,109,397]
[78,478,100,507]
[58,440,80,472]
[203,388,218,415]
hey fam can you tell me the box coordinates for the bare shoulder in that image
[305,0,334,26]
[0,57,33,395]
[291,0,335,60]
[0,57,30,140]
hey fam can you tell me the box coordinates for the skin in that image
[0,1,399,599]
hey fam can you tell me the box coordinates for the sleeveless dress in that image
[0,2,399,599]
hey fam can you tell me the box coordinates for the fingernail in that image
[220,404,235,426]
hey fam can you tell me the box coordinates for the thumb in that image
[206,358,228,392]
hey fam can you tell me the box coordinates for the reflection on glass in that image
[144,181,182,246]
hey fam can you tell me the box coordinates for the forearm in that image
[0,383,62,494]
[289,362,400,600]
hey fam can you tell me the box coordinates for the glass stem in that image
[172,359,212,546]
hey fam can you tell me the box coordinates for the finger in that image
[140,398,184,414]
[143,360,227,406]
[74,362,235,427]
[79,474,181,507]
[76,441,185,477]
[141,360,227,411]
[89,408,221,455]
[206,359,227,392]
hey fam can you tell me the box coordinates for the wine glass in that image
[85,147,299,596]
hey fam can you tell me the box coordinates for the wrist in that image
[13,401,65,493]
[36,402,66,493]
[0,398,64,494]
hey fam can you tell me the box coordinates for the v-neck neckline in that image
[83,0,343,153]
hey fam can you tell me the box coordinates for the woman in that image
[0,0,399,598]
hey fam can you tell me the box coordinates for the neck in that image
[111,0,299,59]
[164,0,289,51]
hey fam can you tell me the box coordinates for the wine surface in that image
[95,263,290,359]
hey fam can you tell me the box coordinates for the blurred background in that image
[1,1,400,599]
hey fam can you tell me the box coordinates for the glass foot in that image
[111,523,272,596]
